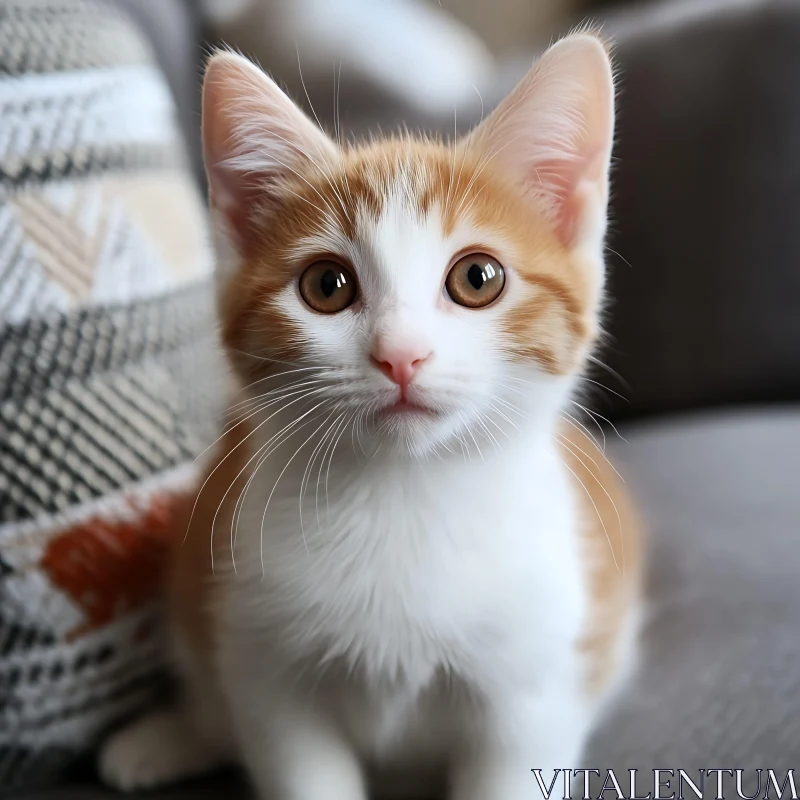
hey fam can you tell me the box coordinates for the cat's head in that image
[201,34,615,459]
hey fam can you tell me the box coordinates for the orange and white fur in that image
[100,33,641,800]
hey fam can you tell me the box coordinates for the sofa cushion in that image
[587,407,800,777]
[598,0,800,418]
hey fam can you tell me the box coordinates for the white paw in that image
[99,709,219,792]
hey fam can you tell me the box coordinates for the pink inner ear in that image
[202,64,254,248]
[535,145,607,246]
[206,158,267,253]
[532,157,582,244]
[202,61,279,252]
[464,34,614,250]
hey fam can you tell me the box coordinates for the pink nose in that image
[370,344,432,391]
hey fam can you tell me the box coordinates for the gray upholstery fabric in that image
[593,0,800,417]
[587,407,800,771]
[16,408,800,796]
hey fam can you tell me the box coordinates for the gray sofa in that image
[19,0,800,796]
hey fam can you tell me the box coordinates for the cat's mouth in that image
[378,399,438,418]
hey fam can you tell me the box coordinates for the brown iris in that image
[299,260,358,313]
[445,253,506,308]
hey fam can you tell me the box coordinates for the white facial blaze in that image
[274,170,571,457]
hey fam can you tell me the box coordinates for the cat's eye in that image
[445,253,506,308]
[299,260,358,313]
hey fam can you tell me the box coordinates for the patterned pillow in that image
[0,0,216,791]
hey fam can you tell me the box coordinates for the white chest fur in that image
[221,429,588,712]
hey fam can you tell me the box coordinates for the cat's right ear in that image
[464,33,614,253]
[202,51,336,252]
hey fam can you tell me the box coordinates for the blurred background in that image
[2,0,800,797]
[160,0,644,181]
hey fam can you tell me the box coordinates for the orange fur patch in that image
[169,425,251,660]
[558,424,643,696]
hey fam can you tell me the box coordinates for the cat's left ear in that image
[465,33,615,251]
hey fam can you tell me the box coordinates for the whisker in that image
[559,413,625,483]
[468,402,504,449]
[461,412,483,461]
[443,107,458,220]
[571,401,627,444]
[260,414,339,567]
[231,407,326,563]
[295,44,324,128]
[230,351,318,369]
[254,148,342,221]
[479,415,506,446]
[301,412,343,536]
[231,361,332,389]
[553,438,625,575]
[228,413,314,574]
[315,410,349,526]
[207,383,328,454]
[324,410,354,516]
[452,138,518,220]
[561,410,605,453]
[491,394,527,417]
[226,378,329,419]
[450,139,509,219]
[579,376,628,404]
[297,410,340,547]
[487,400,519,430]
[273,54,353,222]
[193,376,329,464]
[587,354,630,391]
[604,245,633,270]
[183,386,329,552]
[350,406,362,458]
[494,380,528,397]
[549,444,622,575]
[456,427,470,463]
[334,60,343,147]
[211,397,330,573]
[555,430,624,484]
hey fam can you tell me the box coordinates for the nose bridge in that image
[373,305,430,358]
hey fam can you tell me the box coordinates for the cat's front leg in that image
[449,690,588,800]
[233,699,367,800]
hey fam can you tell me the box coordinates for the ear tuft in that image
[202,50,336,250]
[465,33,615,250]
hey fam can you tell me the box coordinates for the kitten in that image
[100,32,642,800]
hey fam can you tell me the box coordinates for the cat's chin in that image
[367,405,468,461]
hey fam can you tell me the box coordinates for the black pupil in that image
[467,263,486,291]
[320,269,339,298]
